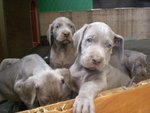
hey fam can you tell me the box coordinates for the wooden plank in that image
[95,83,150,113]
[19,79,150,113]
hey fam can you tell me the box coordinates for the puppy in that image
[124,50,147,77]
[47,17,76,68]
[0,54,72,108]
[69,22,131,113]
[0,58,19,71]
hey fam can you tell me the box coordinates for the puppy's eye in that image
[61,79,65,84]
[69,25,73,28]
[106,43,112,48]
[86,38,93,42]
[56,25,59,28]
[56,24,60,28]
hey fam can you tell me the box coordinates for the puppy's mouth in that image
[84,64,105,71]
[56,38,71,44]
[81,61,105,71]
[62,40,71,44]
[85,67,98,71]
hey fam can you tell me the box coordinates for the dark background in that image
[93,0,150,8]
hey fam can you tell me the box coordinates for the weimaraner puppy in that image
[69,22,131,113]
[124,49,147,77]
[47,17,76,68]
[0,54,72,108]
[0,58,20,71]
[111,49,148,86]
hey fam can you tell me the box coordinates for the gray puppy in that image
[110,49,147,86]
[124,49,147,77]
[70,22,131,113]
[0,58,20,71]
[47,17,76,68]
[0,54,71,108]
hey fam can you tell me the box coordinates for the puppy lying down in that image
[0,58,19,71]
[124,50,148,85]
[124,49,147,77]
[111,49,148,84]
[0,54,72,109]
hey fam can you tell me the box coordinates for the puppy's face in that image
[131,55,147,76]
[48,17,75,44]
[73,22,124,71]
[36,68,72,106]
[81,24,114,71]
[74,22,124,71]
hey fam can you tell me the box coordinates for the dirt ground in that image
[0,39,150,113]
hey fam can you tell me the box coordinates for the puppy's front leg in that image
[73,80,106,113]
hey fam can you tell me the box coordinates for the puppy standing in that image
[47,17,76,68]
[69,22,131,113]
[0,54,72,108]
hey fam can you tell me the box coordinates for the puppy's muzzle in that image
[60,31,72,44]
[92,58,103,65]
[63,31,70,38]
[87,55,105,71]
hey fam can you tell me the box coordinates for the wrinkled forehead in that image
[84,23,115,42]
[53,18,73,26]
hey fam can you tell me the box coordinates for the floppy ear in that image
[73,24,88,54]
[47,24,53,46]
[72,23,76,34]
[113,34,124,62]
[124,55,135,77]
[131,63,135,77]
[14,78,37,108]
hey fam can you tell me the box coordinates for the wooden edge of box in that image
[19,79,150,113]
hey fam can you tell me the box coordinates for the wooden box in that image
[19,79,150,113]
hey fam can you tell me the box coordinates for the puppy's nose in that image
[63,32,70,37]
[92,58,103,65]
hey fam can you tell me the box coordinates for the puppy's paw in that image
[73,96,95,113]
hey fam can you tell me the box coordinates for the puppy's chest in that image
[50,50,75,68]
[71,71,89,91]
